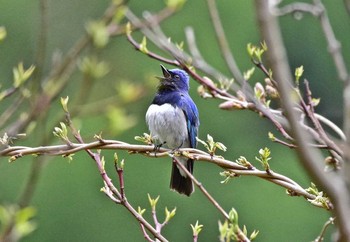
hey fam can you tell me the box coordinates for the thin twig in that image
[64,112,168,242]
[206,0,244,84]
[172,156,229,219]
[170,156,250,241]
[313,217,335,242]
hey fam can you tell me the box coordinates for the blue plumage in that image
[146,65,199,196]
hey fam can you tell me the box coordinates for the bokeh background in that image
[0,0,348,241]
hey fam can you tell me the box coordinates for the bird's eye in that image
[174,74,180,79]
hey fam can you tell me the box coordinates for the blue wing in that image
[178,94,199,148]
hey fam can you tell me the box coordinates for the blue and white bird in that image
[146,65,199,196]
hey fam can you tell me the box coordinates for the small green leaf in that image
[255,147,272,171]
[243,225,247,236]
[247,43,255,57]
[0,133,9,145]
[125,22,132,35]
[140,36,148,54]
[243,67,255,80]
[215,142,227,152]
[250,230,260,240]
[13,63,35,88]
[191,220,203,237]
[78,56,110,79]
[228,208,238,225]
[295,65,304,85]
[176,41,184,51]
[254,82,265,101]
[261,41,268,51]
[311,98,320,107]
[60,96,69,112]
[235,156,252,168]
[196,136,209,150]
[53,122,69,142]
[135,133,153,145]
[114,5,126,23]
[165,207,176,222]
[137,206,146,216]
[86,21,109,48]
[147,194,160,210]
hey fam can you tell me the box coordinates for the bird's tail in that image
[170,158,194,196]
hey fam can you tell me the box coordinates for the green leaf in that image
[255,147,272,171]
[191,220,203,236]
[135,133,153,145]
[86,21,109,48]
[295,65,304,85]
[13,63,35,88]
[147,194,160,210]
[228,208,238,225]
[140,36,148,54]
[215,142,227,152]
[250,230,260,240]
[60,96,69,112]
[268,132,275,141]
[78,56,110,79]
[137,206,146,216]
[164,207,176,222]
[126,22,132,35]
[243,67,255,80]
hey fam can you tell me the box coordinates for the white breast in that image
[146,104,189,149]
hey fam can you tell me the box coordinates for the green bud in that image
[78,56,109,79]
[125,22,132,35]
[60,96,69,112]
[247,43,255,57]
[120,159,125,169]
[165,207,176,222]
[13,63,35,88]
[215,142,227,152]
[147,194,160,210]
[243,225,247,235]
[140,36,148,54]
[250,230,260,240]
[295,65,304,85]
[268,132,275,141]
[228,208,238,225]
[86,21,109,48]
[135,133,153,145]
[243,67,255,80]
[0,133,9,145]
[137,206,146,216]
[190,220,203,237]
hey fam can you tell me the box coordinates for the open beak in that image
[160,64,171,79]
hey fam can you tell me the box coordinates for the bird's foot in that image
[153,141,166,156]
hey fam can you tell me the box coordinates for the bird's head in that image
[157,64,190,92]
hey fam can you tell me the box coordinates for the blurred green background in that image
[0,0,348,241]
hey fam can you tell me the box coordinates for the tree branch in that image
[1,138,331,210]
